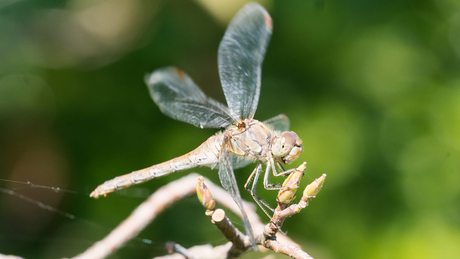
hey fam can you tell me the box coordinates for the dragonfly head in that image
[272,131,303,164]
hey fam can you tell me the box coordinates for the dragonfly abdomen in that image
[153,134,223,174]
[90,134,223,198]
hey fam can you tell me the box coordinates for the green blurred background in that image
[1,0,460,258]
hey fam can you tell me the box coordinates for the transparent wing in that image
[145,67,237,129]
[219,139,257,250]
[218,3,272,120]
[263,114,290,132]
[232,154,254,169]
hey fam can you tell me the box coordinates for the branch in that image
[193,163,326,259]
[0,254,25,259]
[73,165,326,259]
[72,174,202,259]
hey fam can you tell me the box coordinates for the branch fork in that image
[72,165,326,259]
[195,162,326,259]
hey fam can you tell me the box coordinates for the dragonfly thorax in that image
[227,120,272,159]
[272,131,303,164]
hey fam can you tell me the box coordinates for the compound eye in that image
[272,131,297,158]
[280,132,296,148]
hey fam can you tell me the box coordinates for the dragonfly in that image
[90,3,303,249]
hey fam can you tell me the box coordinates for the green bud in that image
[277,162,306,204]
[303,174,326,198]
[196,176,215,210]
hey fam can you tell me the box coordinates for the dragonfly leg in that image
[263,157,284,190]
[272,161,297,177]
[245,162,275,219]
[253,161,289,233]
[263,157,299,190]
[244,163,259,190]
[276,162,286,172]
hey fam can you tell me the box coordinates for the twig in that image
[165,242,192,258]
[155,243,233,259]
[73,168,324,259]
[72,173,289,259]
[0,254,25,259]
[193,165,326,259]
[72,174,201,259]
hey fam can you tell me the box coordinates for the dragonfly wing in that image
[263,114,290,132]
[145,67,237,128]
[232,154,254,169]
[218,3,272,120]
[219,140,257,250]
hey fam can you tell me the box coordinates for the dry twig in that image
[73,174,201,259]
[72,166,326,259]
[192,163,325,259]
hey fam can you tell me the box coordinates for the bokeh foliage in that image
[1,0,459,258]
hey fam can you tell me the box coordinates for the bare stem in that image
[72,174,202,259]
[72,171,324,259]
[193,168,323,259]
